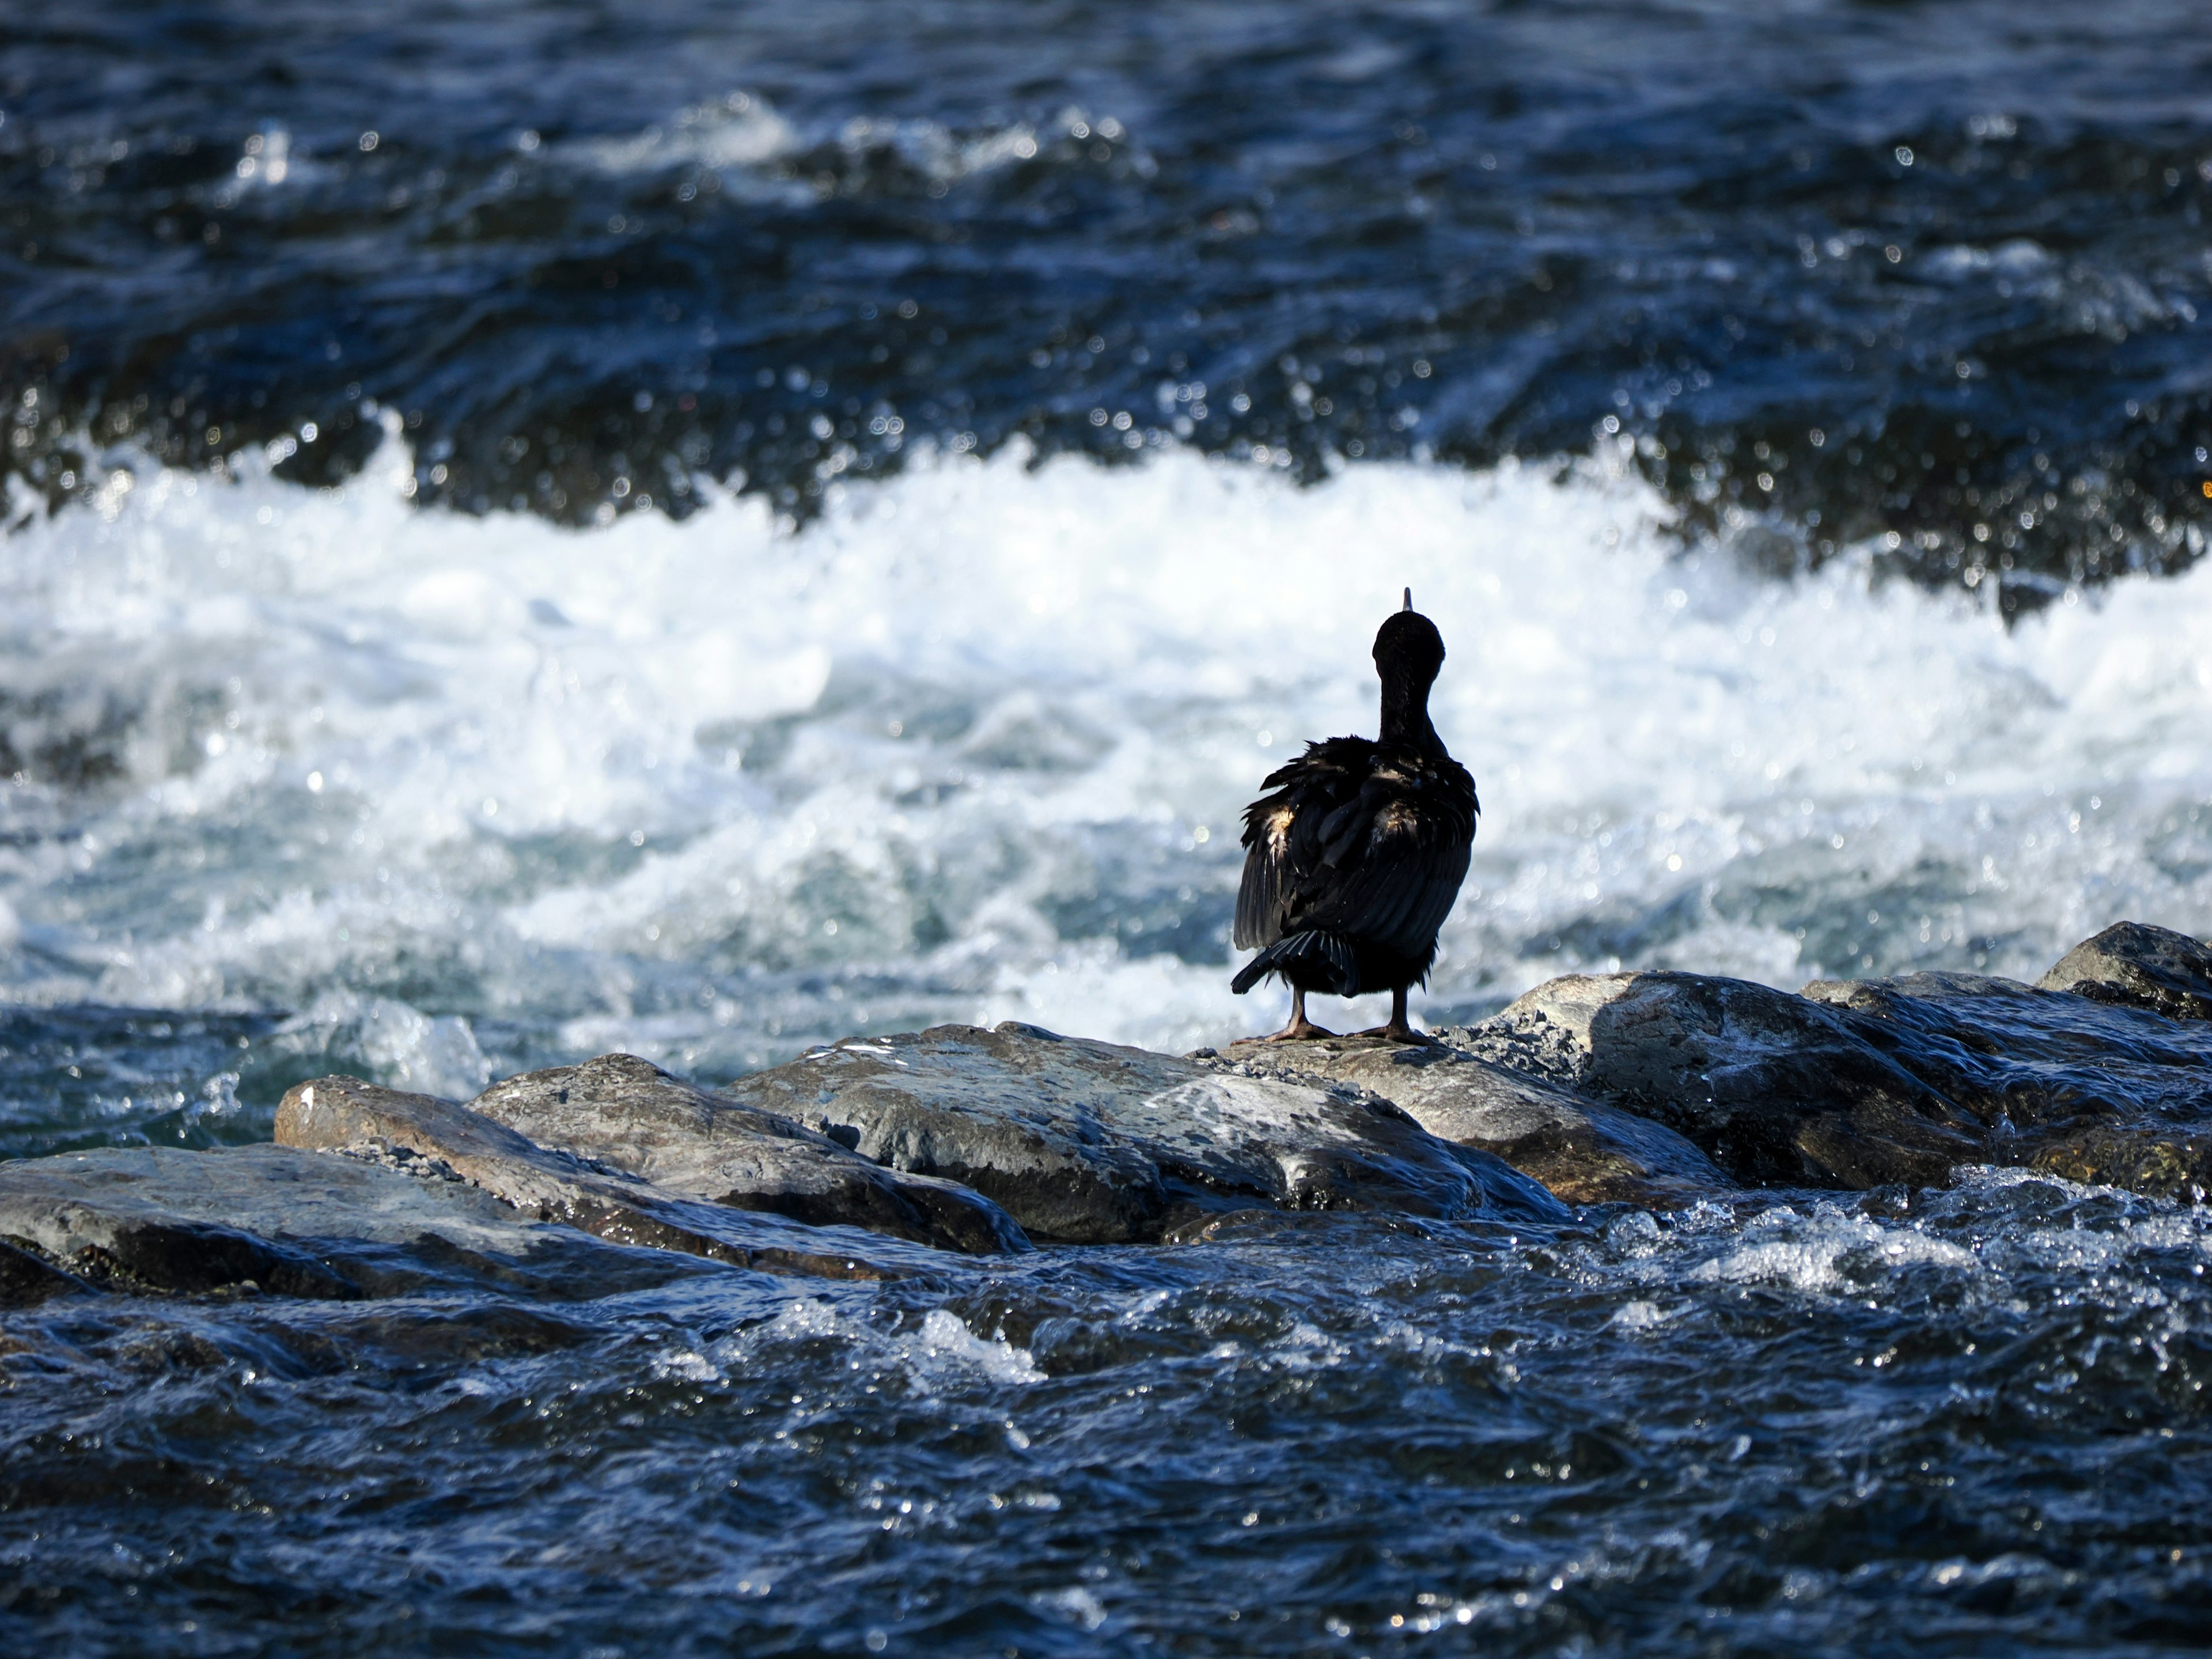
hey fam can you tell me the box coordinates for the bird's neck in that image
[1378,675,1442,753]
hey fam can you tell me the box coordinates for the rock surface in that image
[1478,972,1986,1188]
[726,1022,1566,1243]
[275,1075,969,1279]
[1215,1035,1732,1207]
[1802,969,2212,1118]
[467,1052,1028,1253]
[2037,921,2212,1024]
[9,918,2207,1283]
[0,1236,93,1305]
[1803,969,2212,1198]
[1464,952,2212,1198]
[0,1143,719,1301]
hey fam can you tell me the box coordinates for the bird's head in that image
[1372,588,1445,687]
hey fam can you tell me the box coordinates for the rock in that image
[0,1236,93,1305]
[275,1075,970,1279]
[465,1052,1027,1255]
[2037,921,2212,1023]
[1218,1035,1733,1207]
[1801,971,2212,1183]
[1464,965,2212,1199]
[1478,972,1986,1188]
[2023,1125,2212,1205]
[726,1022,1566,1243]
[0,1143,715,1301]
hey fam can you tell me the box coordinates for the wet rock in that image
[726,1022,1566,1244]
[276,1075,967,1279]
[466,1052,1027,1255]
[0,1236,93,1305]
[0,1143,713,1301]
[1217,1035,1733,1207]
[2022,1125,2212,1205]
[2037,921,2212,1024]
[1478,973,1986,1189]
[1801,971,2212,1185]
[1468,965,2212,1199]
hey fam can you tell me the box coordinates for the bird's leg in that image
[1357,986,1438,1046]
[1264,984,1338,1041]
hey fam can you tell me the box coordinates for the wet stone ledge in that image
[0,921,2205,1304]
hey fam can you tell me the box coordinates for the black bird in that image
[1230,590,1478,1043]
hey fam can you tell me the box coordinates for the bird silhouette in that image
[1230,590,1478,1043]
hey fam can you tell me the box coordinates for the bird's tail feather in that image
[1230,930,1361,997]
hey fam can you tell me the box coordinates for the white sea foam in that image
[1,432,2209,1077]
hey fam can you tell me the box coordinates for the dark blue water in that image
[9,1,2212,605]
[5,5,2212,1652]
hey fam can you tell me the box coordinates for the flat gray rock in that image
[726,1022,1565,1244]
[276,1075,968,1279]
[1215,1035,1733,1207]
[465,1052,1027,1255]
[0,1143,717,1301]
[2037,921,2212,1023]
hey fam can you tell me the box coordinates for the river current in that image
[2,3,2210,1652]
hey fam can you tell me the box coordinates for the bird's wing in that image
[1290,806,1469,959]
[1233,743,1365,950]
[1282,756,1478,959]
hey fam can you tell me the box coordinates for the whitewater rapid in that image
[3,432,2209,1089]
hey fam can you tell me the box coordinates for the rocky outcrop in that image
[467,1052,1028,1254]
[1208,1035,1730,1207]
[2037,921,2212,1023]
[1802,969,2212,1124]
[726,1022,1566,1243]
[1802,969,2212,1199]
[0,1143,722,1301]
[1459,948,2212,1199]
[6,918,2207,1292]
[1475,972,1984,1188]
[275,1074,975,1279]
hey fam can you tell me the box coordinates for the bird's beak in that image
[1402,587,1412,612]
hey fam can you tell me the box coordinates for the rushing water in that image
[3,2,2211,1651]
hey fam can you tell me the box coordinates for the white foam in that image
[1691,1211,1978,1295]
[2,433,2210,1072]
[707,1298,1042,1391]
[569,94,797,178]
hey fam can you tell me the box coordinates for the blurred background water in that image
[2,6,2210,1653]
[6,0,2212,1131]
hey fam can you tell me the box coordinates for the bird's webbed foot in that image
[1263,1015,1340,1041]
[1354,1020,1441,1046]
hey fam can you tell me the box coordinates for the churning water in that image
[2,3,2210,1652]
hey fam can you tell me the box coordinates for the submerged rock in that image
[726,1022,1565,1243]
[467,1052,1028,1255]
[276,1075,974,1279]
[1803,969,2212,1199]
[1216,1035,1732,1207]
[2037,921,2212,1024]
[2021,1124,2212,1203]
[0,1143,719,1301]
